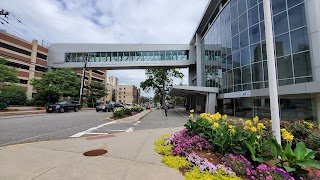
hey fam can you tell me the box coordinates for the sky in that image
[1,0,209,97]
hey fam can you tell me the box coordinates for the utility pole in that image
[263,0,281,144]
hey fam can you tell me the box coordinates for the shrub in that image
[222,154,253,177]
[155,146,173,156]
[123,106,132,115]
[113,107,124,117]
[0,86,27,105]
[0,102,7,110]
[25,99,35,106]
[303,132,320,160]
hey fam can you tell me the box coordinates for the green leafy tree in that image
[139,96,151,104]
[140,69,184,106]
[31,69,81,105]
[0,58,19,87]
[0,86,27,105]
[85,82,108,108]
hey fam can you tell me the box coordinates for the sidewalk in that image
[0,127,184,180]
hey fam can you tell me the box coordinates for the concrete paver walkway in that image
[0,127,184,180]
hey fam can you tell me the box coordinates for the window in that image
[263,61,269,81]
[239,12,248,32]
[240,29,249,48]
[291,27,309,54]
[259,3,264,21]
[277,55,293,79]
[273,12,289,36]
[238,0,247,16]
[271,0,286,15]
[19,79,28,84]
[231,4,238,21]
[250,43,262,62]
[248,0,258,9]
[248,5,259,26]
[36,53,47,60]
[275,33,291,57]
[252,62,263,82]
[0,42,31,56]
[288,4,307,30]
[232,51,241,68]
[241,47,250,66]
[232,35,240,51]
[234,68,242,85]
[249,24,260,44]
[287,0,304,9]
[293,52,312,77]
[242,65,251,83]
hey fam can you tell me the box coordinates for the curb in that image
[0,111,46,117]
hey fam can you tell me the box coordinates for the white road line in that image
[133,121,140,126]
[108,130,126,132]
[70,121,117,138]
[125,127,134,132]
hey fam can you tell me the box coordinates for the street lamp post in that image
[263,0,281,144]
[48,83,52,104]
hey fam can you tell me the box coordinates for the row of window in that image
[202,0,312,92]
[0,42,47,60]
[65,50,189,62]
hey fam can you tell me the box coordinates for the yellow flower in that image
[270,120,272,123]
[212,122,219,129]
[222,122,227,125]
[257,135,261,139]
[229,128,235,135]
[250,127,257,132]
[246,120,252,126]
[257,123,266,130]
[190,109,194,113]
[189,114,194,119]
[243,125,251,130]
[281,128,294,143]
[229,125,235,129]
[254,141,259,145]
[303,122,314,129]
[253,116,259,123]
[222,115,228,120]
[318,124,320,129]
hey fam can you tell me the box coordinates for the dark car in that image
[96,104,113,112]
[166,103,174,109]
[46,101,80,113]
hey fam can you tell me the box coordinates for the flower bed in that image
[155,111,320,180]
[110,106,144,120]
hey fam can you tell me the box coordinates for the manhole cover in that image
[83,149,107,156]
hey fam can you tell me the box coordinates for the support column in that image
[27,40,38,99]
[263,0,281,144]
[207,93,216,114]
[195,33,203,87]
[104,70,108,103]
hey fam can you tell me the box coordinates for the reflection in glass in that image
[288,4,307,30]
[277,55,293,79]
[291,28,309,54]
[275,33,291,57]
[293,52,312,77]
[273,12,289,36]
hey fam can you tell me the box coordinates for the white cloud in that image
[1,0,208,97]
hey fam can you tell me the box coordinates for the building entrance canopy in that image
[169,86,219,114]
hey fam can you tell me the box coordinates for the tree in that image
[0,85,27,105]
[140,69,184,106]
[0,57,19,87]
[140,96,151,104]
[31,69,81,105]
[85,82,108,108]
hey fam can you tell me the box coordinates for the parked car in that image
[166,103,174,109]
[46,101,80,113]
[96,104,113,112]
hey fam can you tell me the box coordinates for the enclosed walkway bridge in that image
[48,44,195,70]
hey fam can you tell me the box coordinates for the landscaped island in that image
[109,106,144,120]
[155,111,320,180]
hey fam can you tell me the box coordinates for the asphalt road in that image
[0,109,189,147]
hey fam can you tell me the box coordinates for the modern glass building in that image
[187,0,320,122]
[48,0,320,123]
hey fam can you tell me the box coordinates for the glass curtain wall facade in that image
[65,50,189,62]
[203,0,314,120]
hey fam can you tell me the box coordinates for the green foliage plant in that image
[0,58,19,86]
[0,85,27,105]
[0,102,7,110]
[113,107,124,117]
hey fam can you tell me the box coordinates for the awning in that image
[169,86,219,97]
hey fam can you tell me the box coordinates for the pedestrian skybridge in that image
[48,44,195,70]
